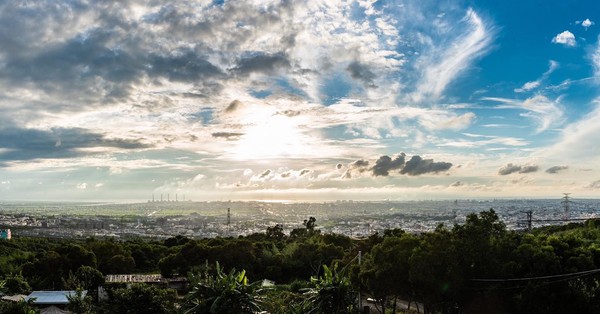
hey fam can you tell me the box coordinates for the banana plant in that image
[182,262,262,314]
[302,262,356,314]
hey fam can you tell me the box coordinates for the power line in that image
[471,268,600,282]
[516,194,600,230]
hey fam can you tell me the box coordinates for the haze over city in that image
[0,0,599,202]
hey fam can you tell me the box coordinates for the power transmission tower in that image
[562,193,571,220]
[525,210,533,231]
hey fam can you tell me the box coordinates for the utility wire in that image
[470,268,600,282]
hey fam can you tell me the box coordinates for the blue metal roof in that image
[25,291,86,305]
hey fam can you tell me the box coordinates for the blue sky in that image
[0,0,599,201]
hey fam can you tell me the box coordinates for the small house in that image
[25,290,85,313]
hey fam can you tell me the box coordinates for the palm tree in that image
[182,262,262,314]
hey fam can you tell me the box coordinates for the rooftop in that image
[26,290,85,305]
[105,274,162,283]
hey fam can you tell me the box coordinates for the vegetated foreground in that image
[2,210,600,313]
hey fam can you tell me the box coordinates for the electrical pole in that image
[358,251,362,311]
[227,208,231,235]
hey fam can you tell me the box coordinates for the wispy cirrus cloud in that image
[482,96,564,133]
[412,8,494,101]
[593,37,600,77]
[515,60,558,93]
[438,134,529,148]
[536,98,600,164]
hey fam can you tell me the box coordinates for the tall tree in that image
[103,283,177,314]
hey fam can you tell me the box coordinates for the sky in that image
[0,0,599,202]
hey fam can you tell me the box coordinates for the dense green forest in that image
[2,209,600,313]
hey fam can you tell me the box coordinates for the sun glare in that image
[230,114,312,160]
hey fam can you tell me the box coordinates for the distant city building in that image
[0,229,11,240]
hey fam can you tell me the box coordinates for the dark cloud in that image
[211,132,244,140]
[147,51,223,82]
[450,181,464,187]
[346,61,377,87]
[588,180,600,189]
[336,163,343,170]
[225,100,244,113]
[278,110,302,117]
[351,159,369,168]
[0,1,230,114]
[498,163,522,175]
[232,52,290,76]
[344,154,452,178]
[372,153,405,176]
[0,2,90,57]
[1,26,223,110]
[341,170,352,179]
[0,1,300,120]
[0,127,150,162]
[546,166,568,174]
[400,155,453,176]
[498,163,539,175]
[1,29,139,105]
[260,169,271,178]
[349,159,370,173]
[299,169,311,176]
[281,172,291,178]
[182,81,224,99]
[519,165,539,174]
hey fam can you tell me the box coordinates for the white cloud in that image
[593,38,600,77]
[514,60,558,92]
[482,95,564,133]
[582,18,594,29]
[520,95,564,132]
[438,135,528,148]
[418,112,476,131]
[515,81,541,93]
[414,8,493,100]
[109,167,123,175]
[552,30,576,46]
[537,98,600,163]
[76,183,87,190]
